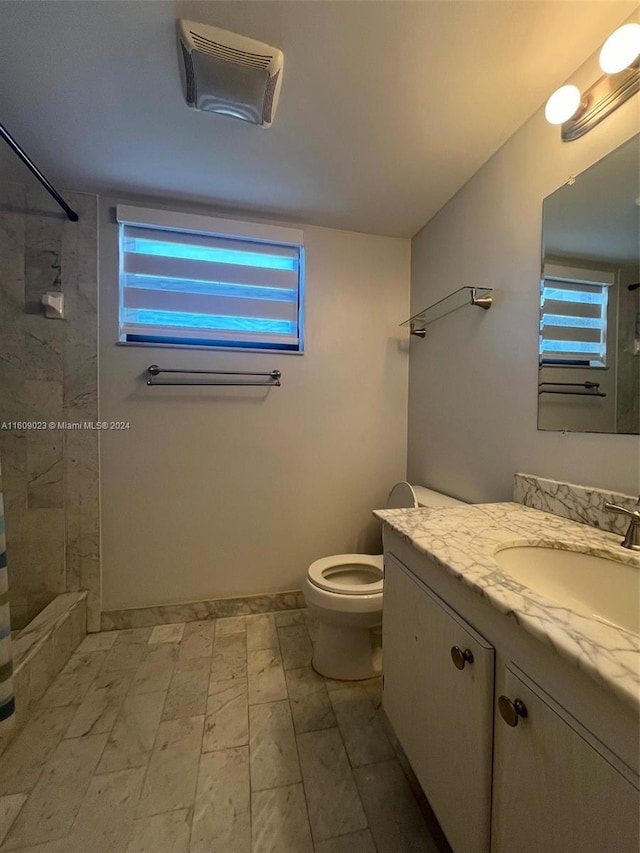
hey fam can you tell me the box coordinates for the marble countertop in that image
[374,502,640,710]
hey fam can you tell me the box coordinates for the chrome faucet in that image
[605,498,640,549]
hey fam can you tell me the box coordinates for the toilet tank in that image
[386,482,467,510]
[413,485,467,509]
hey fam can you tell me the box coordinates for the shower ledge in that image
[0,592,87,757]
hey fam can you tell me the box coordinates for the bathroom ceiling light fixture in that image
[545,22,640,141]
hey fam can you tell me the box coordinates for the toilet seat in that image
[303,483,468,680]
[307,554,384,596]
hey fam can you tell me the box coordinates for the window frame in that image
[116,205,305,355]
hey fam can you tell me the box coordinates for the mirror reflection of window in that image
[540,265,613,368]
[538,134,639,435]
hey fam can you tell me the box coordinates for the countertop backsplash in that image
[513,473,638,537]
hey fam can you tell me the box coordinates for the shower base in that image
[0,592,86,755]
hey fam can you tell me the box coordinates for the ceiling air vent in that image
[177,19,284,128]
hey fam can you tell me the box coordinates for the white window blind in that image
[539,265,614,368]
[117,206,304,352]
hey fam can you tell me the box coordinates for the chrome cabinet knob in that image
[498,695,528,727]
[451,646,474,670]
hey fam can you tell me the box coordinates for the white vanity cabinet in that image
[382,538,640,853]
[383,554,495,853]
[492,664,640,853]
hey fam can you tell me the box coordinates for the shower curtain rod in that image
[0,123,79,222]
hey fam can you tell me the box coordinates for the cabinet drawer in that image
[493,663,640,853]
[383,553,495,853]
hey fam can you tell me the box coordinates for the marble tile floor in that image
[0,610,451,853]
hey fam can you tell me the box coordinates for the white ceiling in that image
[0,1,636,237]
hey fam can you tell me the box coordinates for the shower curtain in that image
[0,458,15,731]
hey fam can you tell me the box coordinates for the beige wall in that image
[99,198,410,610]
[409,42,640,501]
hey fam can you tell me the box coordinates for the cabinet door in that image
[383,553,495,853]
[493,664,640,853]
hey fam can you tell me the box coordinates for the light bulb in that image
[545,85,582,125]
[599,23,640,74]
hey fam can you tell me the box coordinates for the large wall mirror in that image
[539,134,639,434]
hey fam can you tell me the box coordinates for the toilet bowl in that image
[303,482,466,680]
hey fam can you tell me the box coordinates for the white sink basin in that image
[493,545,640,635]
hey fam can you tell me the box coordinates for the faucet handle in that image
[604,502,640,519]
[605,502,640,549]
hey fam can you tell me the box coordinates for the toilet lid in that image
[308,554,384,595]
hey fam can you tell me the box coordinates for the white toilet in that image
[303,482,466,680]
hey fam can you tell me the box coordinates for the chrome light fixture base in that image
[562,64,640,141]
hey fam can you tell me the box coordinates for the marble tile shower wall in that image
[0,181,99,631]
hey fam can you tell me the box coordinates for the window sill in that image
[115,340,305,356]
